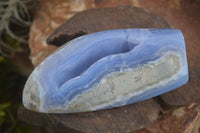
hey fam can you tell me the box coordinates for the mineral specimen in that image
[23,29,188,113]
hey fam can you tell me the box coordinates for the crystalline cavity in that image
[22,29,189,113]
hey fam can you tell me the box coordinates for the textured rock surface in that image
[23,29,188,113]
[19,0,200,133]
[19,99,161,133]
[46,7,169,47]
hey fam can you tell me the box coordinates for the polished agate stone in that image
[23,29,188,113]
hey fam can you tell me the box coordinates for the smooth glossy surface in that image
[22,29,188,113]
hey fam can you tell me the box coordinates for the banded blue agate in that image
[22,29,188,113]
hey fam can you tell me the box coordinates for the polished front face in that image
[23,29,188,113]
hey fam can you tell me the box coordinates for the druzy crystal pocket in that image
[23,29,188,113]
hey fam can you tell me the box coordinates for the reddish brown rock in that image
[47,6,169,46]
[19,99,161,133]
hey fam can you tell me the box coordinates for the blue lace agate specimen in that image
[23,29,188,113]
